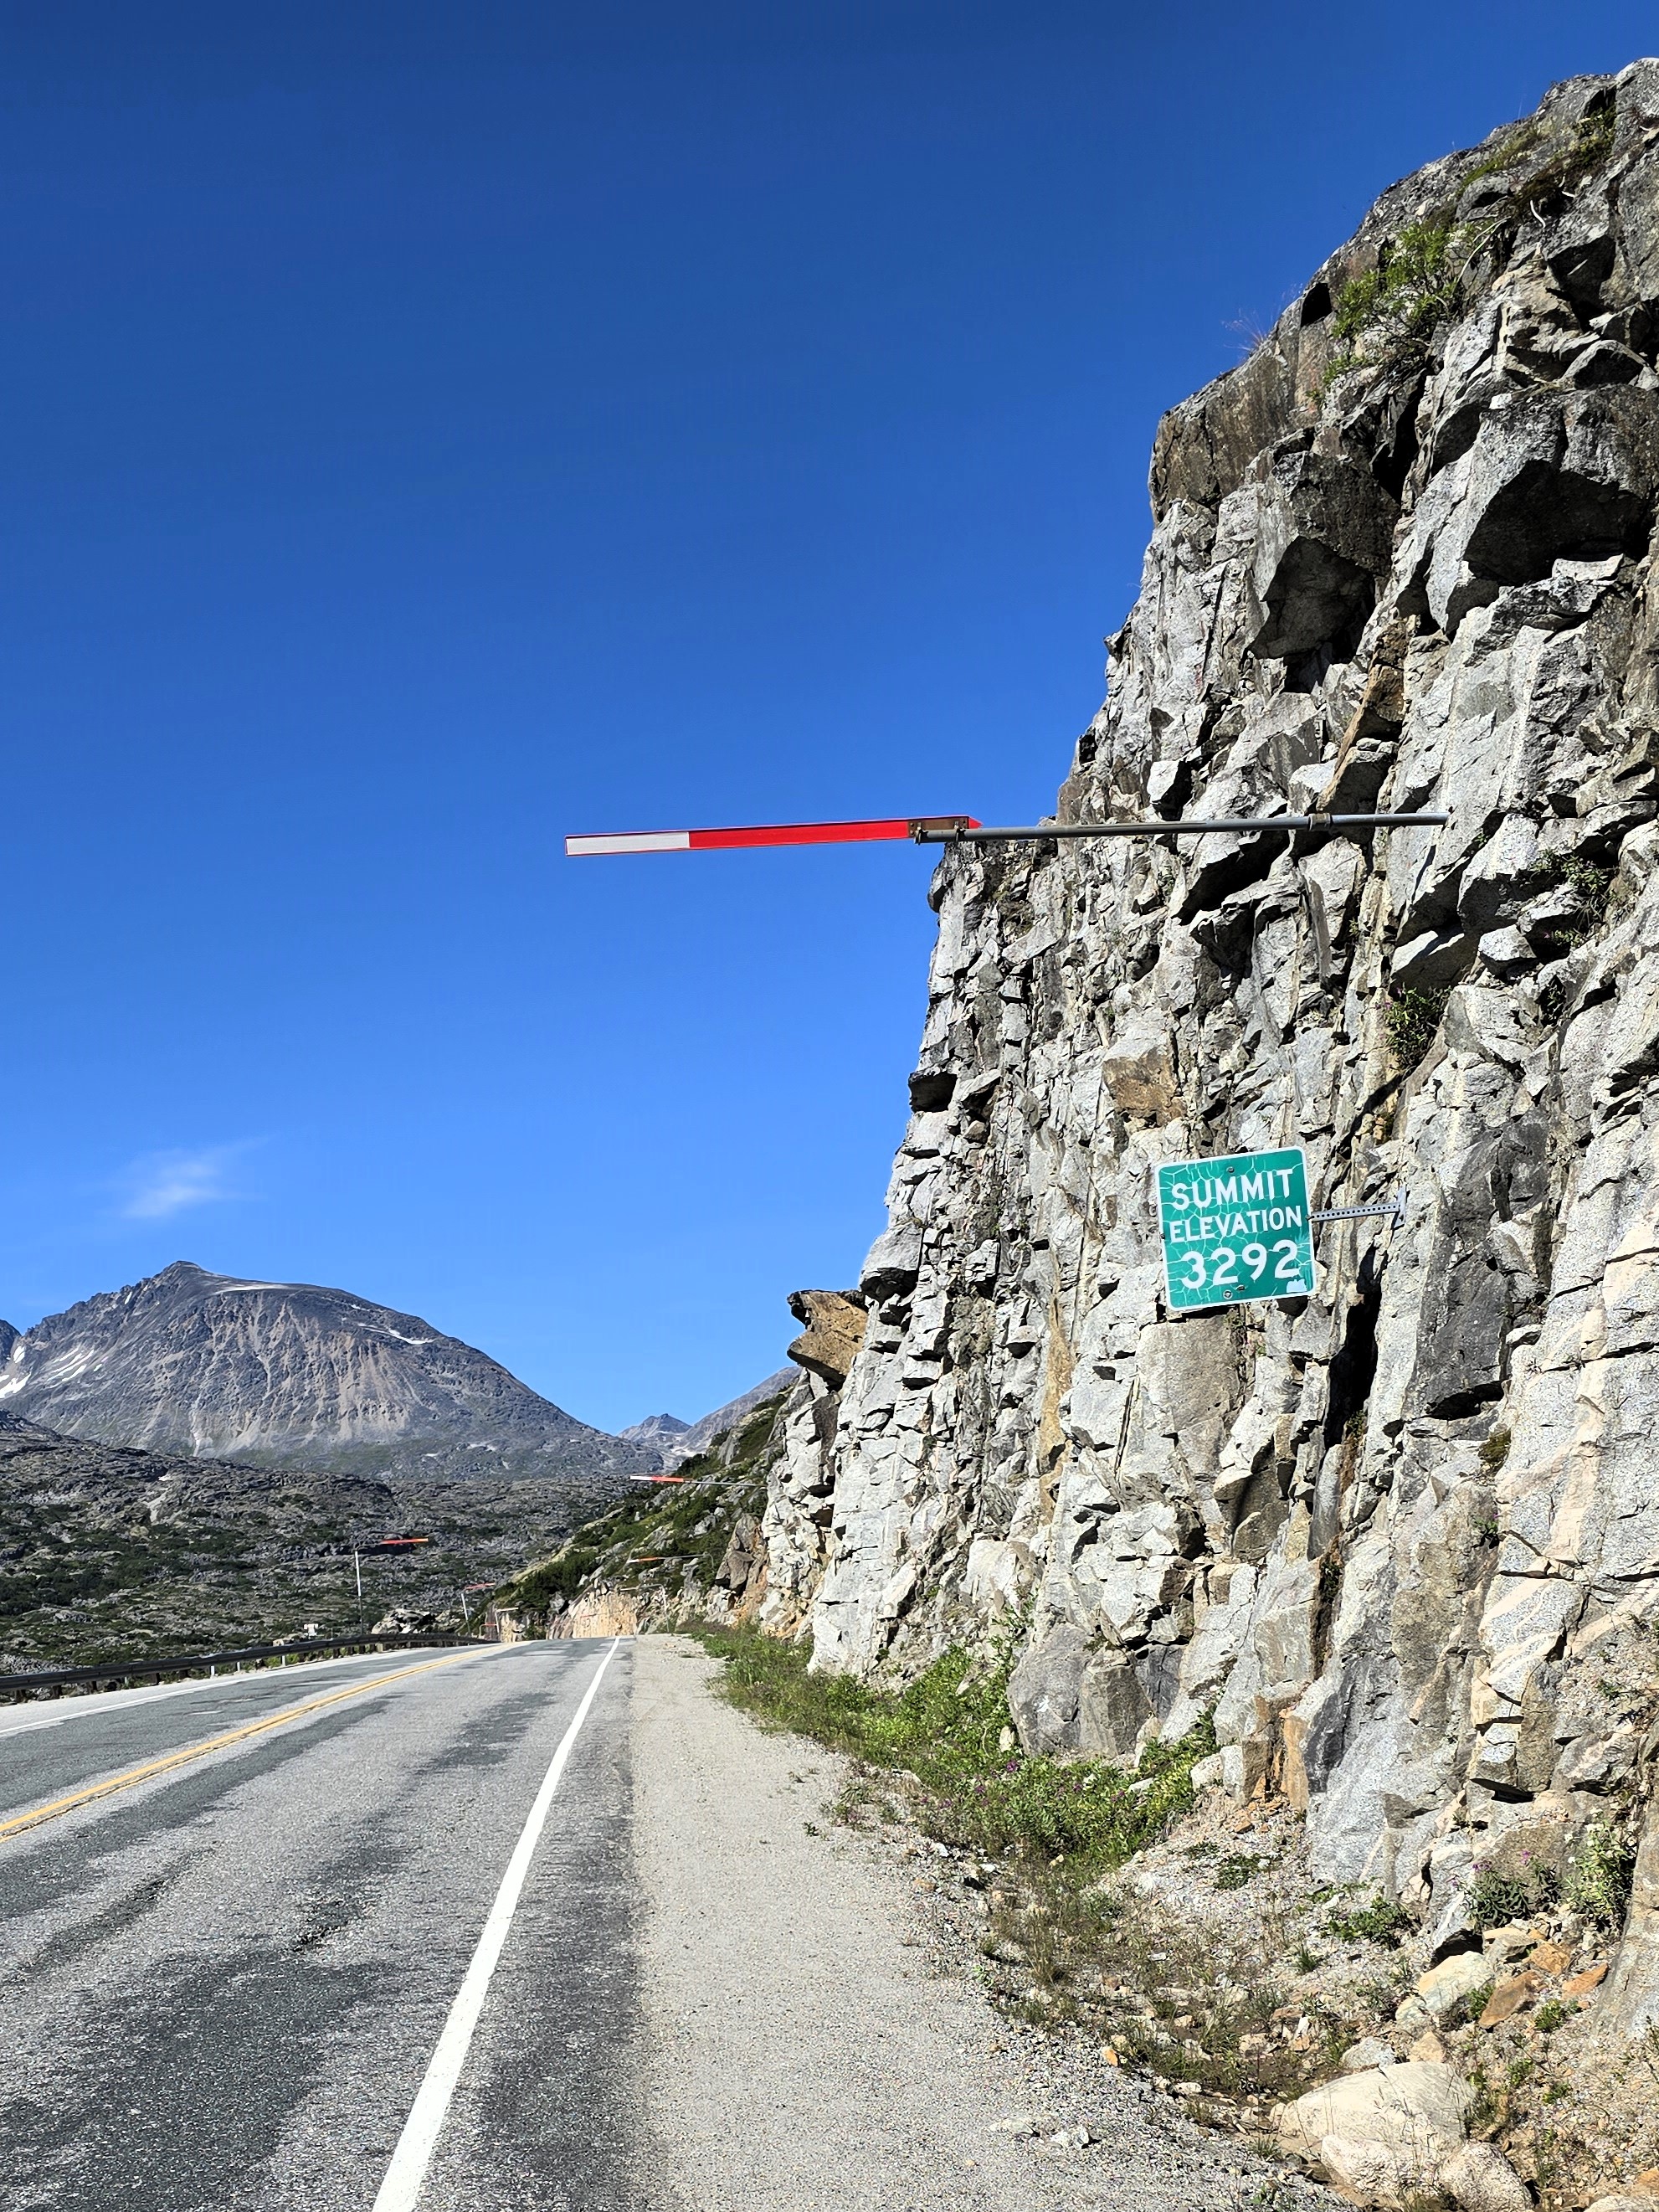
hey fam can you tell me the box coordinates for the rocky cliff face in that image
[763,66,1659,2039]
[0,1261,651,1484]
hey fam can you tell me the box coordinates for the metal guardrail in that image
[0,1629,489,1702]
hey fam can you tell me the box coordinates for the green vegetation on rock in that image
[1467,1865,1540,1928]
[1384,984,1450,1072]
[691,1621,1216,1869]
[1322,1890,1412,1947]
[1329,219,1469,371]
[1323,107,1618,393]
[494,1393,788,1625]
[1564,1818,1637,1932]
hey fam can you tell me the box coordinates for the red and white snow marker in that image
[564,815,979,857]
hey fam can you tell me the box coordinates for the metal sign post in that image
[566,810,1447,857]
[1157,1146,1317,1312]
[911,812,1447,844]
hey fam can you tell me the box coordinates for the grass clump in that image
[1385,984,1451,1071]
[1214,1851,1275,1892]
[1560,854,1615,910]
[1323,1890,1412,1947]
[1451,1979,1497,2030]
[1564,1818,1636,1932]
[1463,125,1544,187]
[1468,1866,1534,1927]
[1458,106,1615,203]
[1531,851,1620,956]
[692,1622,1216,1869]
[1521,104,1617,202]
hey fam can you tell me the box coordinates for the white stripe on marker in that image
[371,1638,623,2212]
[564,830,691,856]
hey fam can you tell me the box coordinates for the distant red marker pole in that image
[564,815,978,857]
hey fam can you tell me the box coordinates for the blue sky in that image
[3,1,1653,1430]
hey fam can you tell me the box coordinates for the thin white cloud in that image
[119,1145,253,1222]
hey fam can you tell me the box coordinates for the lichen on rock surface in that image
[760,61,1659,2050]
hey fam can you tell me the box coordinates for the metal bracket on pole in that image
[911,813,1448,844]
[1311,1197,1408,1228]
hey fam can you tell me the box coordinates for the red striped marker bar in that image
[565,815,979,857]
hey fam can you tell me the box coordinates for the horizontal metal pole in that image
[1311,1201,1407,1224]
[912,812,1447,842]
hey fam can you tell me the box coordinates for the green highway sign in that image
[1156,1146,1316,1313]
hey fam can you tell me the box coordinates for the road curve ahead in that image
[0,1638,664,2212]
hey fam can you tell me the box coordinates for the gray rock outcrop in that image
[1276,2061,1472,2207]
[760,65,1659,2040]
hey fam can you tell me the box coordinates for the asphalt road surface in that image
[1,1637,1309,2212]
[2,1640,660,2212]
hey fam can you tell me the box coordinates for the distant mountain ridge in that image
[619,1411,691,1449]
[0,1262,655,1486]
[618,1369,796,1469]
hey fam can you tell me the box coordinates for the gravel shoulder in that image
[632,1634,1324,2211]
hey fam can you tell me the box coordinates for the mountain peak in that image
[619,1412,691,1441]
[631,1369,797,1469]
[0,1265,654,1485]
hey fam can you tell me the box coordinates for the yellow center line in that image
[0,1647,494,1843]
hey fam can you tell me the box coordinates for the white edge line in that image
[371,1638,624,2212]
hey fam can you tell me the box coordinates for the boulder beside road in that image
[1276,2061,1542,2209]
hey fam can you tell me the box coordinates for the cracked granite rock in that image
[761,65,1659,2037]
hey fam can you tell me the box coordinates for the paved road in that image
[1,1637,1308,2212]
[0,1639,663,2212]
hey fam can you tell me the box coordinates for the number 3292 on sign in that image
[1155,1146,1317,1313]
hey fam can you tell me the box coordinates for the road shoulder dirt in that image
[631,1633,1324,2210]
